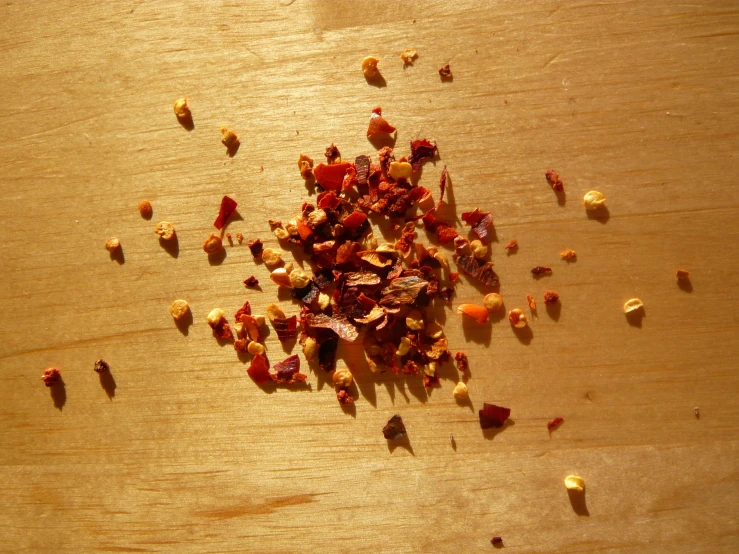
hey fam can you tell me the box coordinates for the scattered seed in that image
[564,475,585,491]
[508,308,528,328]
[154,221,176,241]
[545,169,564,192]
[94,359,110,373]
[173,98,191,120]
[105,238,121,253]
[623,298,644,313]
[138,200,153,219]
[483,293,503,312]
[170,299,190,320]
[400,49,418,65]
[453,381,469,401]
[262,248,283,267]
[361,56,380,79]
[583,190,606,210]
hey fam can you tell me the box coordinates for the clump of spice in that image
[439,63,452,79]
[324,143,341,164]
[361,56,380,79]
[560,249,577,261]
[247,238,263,259]
[244,276,259,287]
[491,536,503,546]
[105,238,121,253]
[94,359,110,373]
[545,169,564,192]
[41,367,61,387]
[367,107,396,137]
[544,291,559,305]
[382,415,407,440]
[400,48,418,65]
[138,200,153,219]
[155,221,176,241]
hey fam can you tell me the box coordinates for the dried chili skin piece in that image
[367,107,396,137]
[292,281,320,304]
[382,414,407,440]
[234,300,252,322]
[305,313,359,342]
[454,352,469,372]
[461,208,493,242]
[355,155,372,186]
[271,315,298,342]
[544,290,560,305]
[209,319,234,340]
[479,403,511,429]
[270,354,307,385]
[244,276,259,287]
[247,354,270,384]
[324,142,341,164]
[337,389,353,404]
[313,268,335,290]
[214,195,238,230]
[455,255,500,288]
[380,275,429,307]
[314,162,353,191]
[408,139,438,173]
[439,64,452,79]
[247,239,263,259]
[527,294,536,311]
[547,417,564,432]
[531,266,552,277]
[93,359,110,373]
[505,239,518,250]
[318,336,339,372]
[41,367,61,387]
[491,536,503,546]
[545,169,564,192]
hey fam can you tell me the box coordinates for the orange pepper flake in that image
[457,303,489,324]
[544,290,560,305]
[527,294,536,311]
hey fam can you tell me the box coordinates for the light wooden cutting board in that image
[1,1,738,552]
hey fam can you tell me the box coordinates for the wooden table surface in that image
[1,1,738,552]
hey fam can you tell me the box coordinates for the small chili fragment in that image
[491,536,503,546]
[154,221,176,241]
[361,56,380,79]
[479,403,511,429]
[547,417,564,432]
[220,125,239,151]
[236,232,244,244]
[247,238,264,259]
[531,266,552,277]
[439,63,452,79]
[527,294,537,311]
[105,238,120,253]
[545,169,564,192]
[203,233,223,254]
[544,290,559,305]
[337,389,353,405]
[505,239,518,251]
[324,143,341,164]
[41,367,61,387]
[454,352,469,372]
[244,275,259,287]
[270,354,307,385]
[94,359,110,373]
[457,303,489,324]
[400,48,418,65]
[382,414,407,440]
[676,269,690,280]
[246,353,270,384]
[560,249,577,261]
[508,308,528,328]
[214,195,238,230]
[138,200,153,219]
[367,107,396,137]
[298,153,314,178]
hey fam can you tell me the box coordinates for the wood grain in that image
[1,1,738,552]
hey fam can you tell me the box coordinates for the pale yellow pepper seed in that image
[203,233,223,254]
[247,342,265,356]
[270,268,292,288]
[207,308,225,326]
[361,56,380,78]
[388,161,413,181]
[173,98,190,119]
[154,221,176,240]
[333,368,353,388]
[453,381,469,401]
[483,293,504,312]
[396,336,411,357]
[261,248,283,268]
[406,310,425,331]
[623,298,644,313]
[169,299,190,321]
[583,190,606,210]
[289,269,311,289]
[470,240,488,259]
[105,238,120,252]
[509,308,528,328]
[266,303,286,322]
[303,337,318,361]
[564,475,585,492]
[425,322,444,339]
[274,227,290,240]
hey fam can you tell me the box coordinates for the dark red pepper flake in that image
[270,354,307,385]
[305,313,359,342]
[531,266,552,277]
[244,275,259,287]
[505,239,518,250]
[318,336,339,372]
[461,208,493,242]
[93,359,109,373]
[209,319,234,341]
[547,417,564,432]
[317,190,342,210]
[337,389,353,404]
[382,414,407,440]
[408,139,439,173]
[545,169,564,192]
[491,536,503,546]
[313,268,335,290]
[268,219,282,227]
[479,403,511,429]
[41,367,61,387]
[454,352,469,372]
[379,275,429,307]
[214,195,238,230]
[455,255,500,288]
[423,373,440,388]
[234,300,252,322]
[544,290,560,305]
[439,64,452,79]
[234,338,249,353]
[271,315,298,342]
[355,155,371,186]
[324,142,341,164]
[291,281,320,304]
[450,272,460,284]
[247,238,264,259]
[247,354,271,384]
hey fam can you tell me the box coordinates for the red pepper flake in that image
[247,238,264,259]
[454,255,499,288]
[270,354,307,385]
[314,162,353,191]
[324,142,341,164]
[318,336,339,372]
[337,389,353,405]
[244,275,259,287]
[527,294,537,311]
[505,239,518,250]
[454,352,469,372]
[439,64,452,79]
[423,373,440,388]
[234,300,252,322]
[246,353,270,384]
[317,190,341,210]
[304,313,359,342]
[236,232,244,244]
[342,210,367,232]
[209,319,234,341]
[268,219,282,227]
[271,315,298,342]
[382,414,407,440]
[408,139,438,173]
[545,169,564,192]
[461,208,493,242]
[547,417,564,432]
[214,195,238,230]
[93,359,110,373]
[367,107,396,137]
[436,165,448,210]
[479,403,511,429]
[41,367,61,387]
[355,155,371,185]
[491,536,503,546]
[544,290,560,305]
[531,266,552,277]
[450,272,460,284]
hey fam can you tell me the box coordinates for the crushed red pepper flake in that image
[337,389,353,404]
[547,417,564,432]
[247,239,264,259]
[491,536,503,546]
[382,414,407,440]
[544,290,560,305]
[461,208,493,242]
[479,403,511,429]
[531,266,552,277]
[408,139,438,173]
[271,315,298,342]
[41,367,61,387]
[454,255,499,287]
[214,195,238,230]
[367,107,396,137]
[439,64,452,79]
[527,294,537,311]
[209,319,234,341]
[454,352,469,372]
[270,354,307,385]
[505,239,518,250]
[244,275,259,287]
[94,359,110,373]
[324,142,341,164]
[247,354,270,384]
[545,169,564,192]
